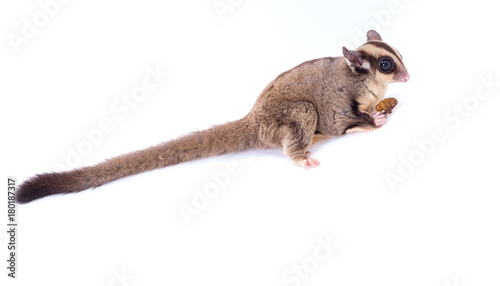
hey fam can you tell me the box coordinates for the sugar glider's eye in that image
[378,58,394,73]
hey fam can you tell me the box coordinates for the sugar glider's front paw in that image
[371,111,387,127]
[300,151,320,171]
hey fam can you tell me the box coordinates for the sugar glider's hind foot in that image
[300,151,321,171]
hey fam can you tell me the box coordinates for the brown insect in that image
[376,97,398,114]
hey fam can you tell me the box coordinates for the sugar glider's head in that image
[342,30,410,85]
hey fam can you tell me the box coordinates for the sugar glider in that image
[16,30,409,203]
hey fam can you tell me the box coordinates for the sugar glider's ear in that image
[366,30,382,41]
[342,47,369,70]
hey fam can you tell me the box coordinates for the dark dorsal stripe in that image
[362,41,401,60]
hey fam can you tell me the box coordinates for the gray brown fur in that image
[16,30,409,204]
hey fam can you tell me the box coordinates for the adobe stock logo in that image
[8,0,70,54]
[342,0,410,48]
[212,0,243,21]
[281,235,340,286]
[444,278,463,286]
[384,74,499,192]
[51,64,169,172]
[107,267,134,286]
[178,152,256,224]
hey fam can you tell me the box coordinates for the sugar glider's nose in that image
[395,71,410,83]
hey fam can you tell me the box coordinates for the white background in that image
[1,0,499,285]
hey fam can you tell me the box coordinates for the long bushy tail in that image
[16,117,258,204]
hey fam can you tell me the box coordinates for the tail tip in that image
[16,173,62,204]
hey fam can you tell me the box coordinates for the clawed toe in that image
[371,111,388,127]
[300,152,320,171]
